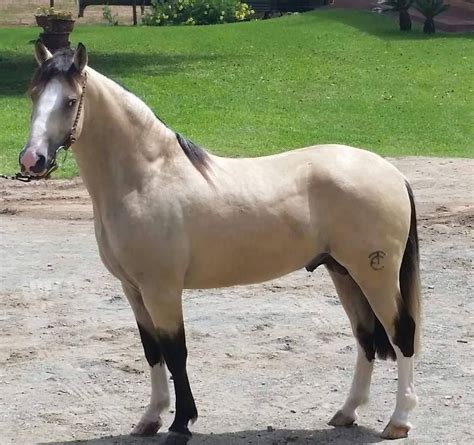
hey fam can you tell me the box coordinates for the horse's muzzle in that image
[19,149,49,177]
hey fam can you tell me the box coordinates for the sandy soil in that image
[0,157,473,445]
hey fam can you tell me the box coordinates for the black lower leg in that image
[357,316,396,361]
[393,305,416,357]
[158,325,197,437]
[137,323,163,367]
[356,325,376,362]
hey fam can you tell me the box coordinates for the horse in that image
[19,42,421,444]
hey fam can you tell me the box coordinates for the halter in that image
[2,71,88,182]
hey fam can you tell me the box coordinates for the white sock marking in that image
[140,363,170,423]
[341,343,374,417]
[390,345,418,427]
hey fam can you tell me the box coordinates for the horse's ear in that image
[73,43,88,73]
[34,40,52,66]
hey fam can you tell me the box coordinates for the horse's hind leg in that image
[326,178,420,438]
[122,283,170,436]
[326,269,376,427]
[352,269,419,440]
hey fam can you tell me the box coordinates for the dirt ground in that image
[0,157,473,445]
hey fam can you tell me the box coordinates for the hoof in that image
[131,418,162,436]
[381,421,410,439]
[165,431,192,445]
[328,409,357,427]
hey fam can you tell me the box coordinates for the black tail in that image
[371,180,421,360]
[399,180,421,354]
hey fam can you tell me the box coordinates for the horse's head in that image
[19,41,88,177]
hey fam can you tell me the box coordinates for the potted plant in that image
[34,8,76,53]
[35,6,53,29]
[47,10,75,33]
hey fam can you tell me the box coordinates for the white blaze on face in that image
[21,78,73,174]
[30,78,66,150]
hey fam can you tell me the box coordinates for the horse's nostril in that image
[31,154,46,173]
[19,150,38,173]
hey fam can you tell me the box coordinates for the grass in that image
[0,10,473,178]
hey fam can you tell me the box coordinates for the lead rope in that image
[0,172,34,182]
[0,71,88,182]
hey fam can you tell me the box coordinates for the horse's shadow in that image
[39,426,384,445]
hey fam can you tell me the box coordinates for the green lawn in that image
[0,11,473,177]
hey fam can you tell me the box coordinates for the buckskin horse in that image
[19,42,421,444]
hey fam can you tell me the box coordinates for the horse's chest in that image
[94,216,129,281]
[93,207,186,285]
[93,211,148,281]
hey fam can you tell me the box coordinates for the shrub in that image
[49,10,73,20]
[35,7,54,17]
[37,8,73,20]
[102,5,119,26]
[381,0,414,31]
[414,0,450,33]
[143,0,254,26]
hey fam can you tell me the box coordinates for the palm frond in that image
[414,0,450,18]
[381,0,414,12]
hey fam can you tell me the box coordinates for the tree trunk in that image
[399,9,412,31]
[132,3,138,26]
[423,18,436,33]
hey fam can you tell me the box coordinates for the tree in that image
[382,0,415,32]
[414,0,450,33]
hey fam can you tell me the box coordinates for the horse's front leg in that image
[142,284,198,445]
[122,283,170,436]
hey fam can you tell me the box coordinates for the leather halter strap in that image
[59,71,88,151]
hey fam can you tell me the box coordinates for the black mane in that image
[176,133,211,180]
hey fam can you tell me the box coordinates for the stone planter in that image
[35,15,75,54]
[48,18,75,33]
[35,15,49,29]
[40,32,71,53]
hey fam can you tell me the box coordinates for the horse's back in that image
[210,144,409,230]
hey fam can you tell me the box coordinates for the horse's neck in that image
[73,68,175,208]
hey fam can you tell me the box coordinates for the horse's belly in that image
[183,235,319,289]
[184,257,307,289]
[182,180,325,288]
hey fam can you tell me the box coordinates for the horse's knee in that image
[141,286,185,335]
[138,323,164,367]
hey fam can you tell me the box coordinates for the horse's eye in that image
[67,98,77,108]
